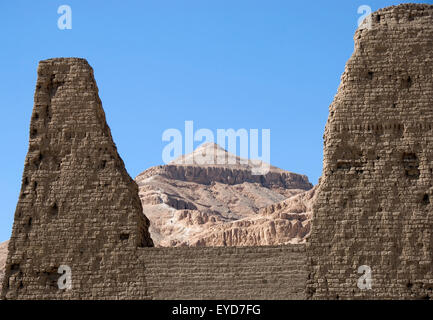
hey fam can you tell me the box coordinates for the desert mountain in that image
[136,143,314,246]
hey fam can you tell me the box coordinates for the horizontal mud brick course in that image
[142,245,307,300]
[1,58,153,300]
[307,4,433,299]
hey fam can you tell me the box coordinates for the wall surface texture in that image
[144,245,307,300]
[307,4,433,299]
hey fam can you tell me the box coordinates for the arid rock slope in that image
[136,143,314,246]
[0,241,8,284]
[184,186,316,246]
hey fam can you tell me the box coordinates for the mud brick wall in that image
[307,4,433,299]
[1,58,153,300]
[143,245,307,300]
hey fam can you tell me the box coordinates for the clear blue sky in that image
[0,0,430,242]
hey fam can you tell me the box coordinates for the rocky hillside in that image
[0,241,8,284]
[136,143,314,246]
[183,186,316,246]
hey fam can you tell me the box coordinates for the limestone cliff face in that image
[136,143,313,246]
[1,58,153,300]
[139,164,310,190]
[307,4,433,299]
